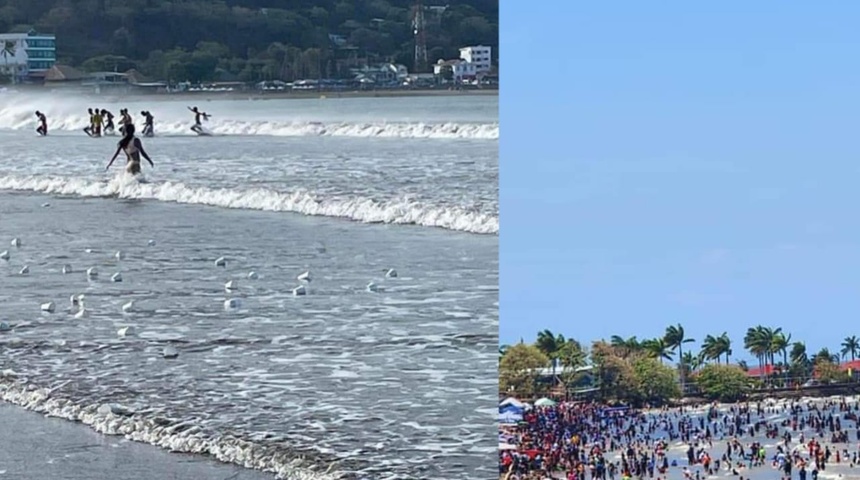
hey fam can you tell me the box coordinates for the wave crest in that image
[0,174,499,235]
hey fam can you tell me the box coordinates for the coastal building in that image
[459,45,492,73]
[0,30,56,83]
[433,59,477,83]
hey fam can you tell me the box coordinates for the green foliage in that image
[695,364,750,402]
[0,0,497,82]
[499,343,549,398]
[631,356,681,405]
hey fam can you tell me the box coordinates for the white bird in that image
[41,203,50,208]
[383,268,398,278]
[111,272,122,282]
[41,302,55,313]
[147,239,156,246]
[115,251,124,260]
[10,238,21,248]
[61,264,72,274]
[162,345,179,359]
[117,326,134,338]
[225,280,238,291]
[224,298,241,309]
[0,250,9,261]
[247,271,259,280]
[18,265,29,275]
[70,294,81,308]
[214,256,227,267]
[297,271,311,282]
[86,267,98,278]
[85,248,94,253]
[122,301,135,313]
[74,302,87,319]
[292,285,307,296]
[366,282,381,293]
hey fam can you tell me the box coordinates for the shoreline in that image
[5,86,499,102]
[0,400,277,480]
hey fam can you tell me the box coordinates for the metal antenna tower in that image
[412,0,428,73]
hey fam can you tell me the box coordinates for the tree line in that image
[0,0,498,83]
[499,325,860,405]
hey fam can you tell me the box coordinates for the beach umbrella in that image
[499,397,525,408]
[534,398,557,407]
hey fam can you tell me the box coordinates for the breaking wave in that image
[0,174,499,235]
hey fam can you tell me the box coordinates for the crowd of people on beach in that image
[499,396,860,480]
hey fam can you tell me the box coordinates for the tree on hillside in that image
[695,364,749,402]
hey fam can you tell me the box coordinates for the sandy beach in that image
[0,401,275,480]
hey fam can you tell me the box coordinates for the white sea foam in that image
[0,379,345,480]
[0,174,498,234]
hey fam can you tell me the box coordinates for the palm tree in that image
[701,334,723,364]
[609,335,640,358]
[790,342,808,366]
[812,348,839,365]
[536,330,565,375]
[664,324,695,388]
[772,331,791,382]
[842,336,860,361]
[642,337,673,363]
[744,326,770,379]
[718,332,732,364]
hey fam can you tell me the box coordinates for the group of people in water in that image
[33,105,212,175]
[500,397,860,480]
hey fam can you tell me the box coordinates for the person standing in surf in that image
[141,110,154,137]
[118,109,133,136]
[83,108,95,136]
[92,107,103,137]
[102,109,116,135]
[35,111,47,136]
[188,106,210,134]
[105,124,154,175]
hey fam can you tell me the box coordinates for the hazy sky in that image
[501,2,860,361]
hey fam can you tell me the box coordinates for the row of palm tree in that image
[506,325,860,385]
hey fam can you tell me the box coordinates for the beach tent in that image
[534,398,557,407]
[499,397,525,408]
[499,410,523,424]
[499,403,525,415]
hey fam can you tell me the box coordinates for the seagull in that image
[41,302,55,313]
[162,345,179,359]
[225,280,238,291]
[297,271,311,282]
[18,265,29,275]
[10,238,21,248]
[0,250,9,261]
[215,256,227,267]
[383,268,398,278]
[122,300,135,313]
[366,282,381,293]
[224,298,241,309]
[111,272,122,282]
[115,251,124,260]
[147,239,156,246]
[86,267,98,278]
[74,300,88,319]
[117,326,134,338]
[247,271,259,280]
[61,264,72,274]
[292,285,307,296]
[70,294,84,308]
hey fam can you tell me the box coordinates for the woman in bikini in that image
[105,124,154,175]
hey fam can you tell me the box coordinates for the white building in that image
[459,45,492,73]
[433,59,477,82]
[0,30,56,82]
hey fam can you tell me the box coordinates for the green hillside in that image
[0,0,498,82]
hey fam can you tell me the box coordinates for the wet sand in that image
[0,401,275,480]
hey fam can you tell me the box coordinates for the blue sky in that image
[501,2,860,362]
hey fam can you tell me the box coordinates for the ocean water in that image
[0,92,499,480]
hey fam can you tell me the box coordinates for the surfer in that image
[105,124,153,175]
[83,108,95,136]
[140,111,154,137]
[35,111,47,136]
[188,106,210,134]
[101,109,115,135]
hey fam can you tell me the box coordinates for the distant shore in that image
[6,86,499,102]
